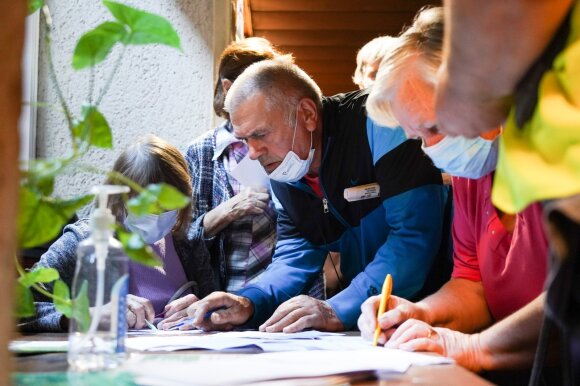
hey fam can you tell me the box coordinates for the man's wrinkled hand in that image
[157,294,199,330]
[259,295,344,333]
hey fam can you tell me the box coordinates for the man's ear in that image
[299,98,319,132]
[221,78,233,94]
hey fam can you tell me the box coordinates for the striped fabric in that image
[224,141,277,291]
[184,121,325,299]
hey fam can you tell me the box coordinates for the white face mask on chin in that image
[124,210,178,244]
[422,135,499,179]
[268,110,315,183]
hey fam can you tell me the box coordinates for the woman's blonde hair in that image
[367,6,444,127]
[352,35,398,88]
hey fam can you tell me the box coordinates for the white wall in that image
[36,0,230,199]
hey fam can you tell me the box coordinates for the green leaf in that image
[117,227,161,267]
[18,187,93,248]
[23,158,70,196]
[27,0,44,15]
[14,283,36,318]
[152,183,190,209]
[127,183,189,216]
[72,280,91,332]
[53,280,73,318]
[103,0,181,49]
[73,106,113,149]
[18,267,60,288]
[72,21,127,70]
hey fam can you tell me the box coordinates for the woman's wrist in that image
[465,332,494,372]
[414,300,435,326]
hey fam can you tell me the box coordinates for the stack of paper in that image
[124,348,453,385]
[125,330,367,352]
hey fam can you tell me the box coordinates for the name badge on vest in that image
[344,183,380,202]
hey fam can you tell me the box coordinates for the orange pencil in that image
[372,274,392,346]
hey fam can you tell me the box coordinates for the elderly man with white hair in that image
[173,58,452,333]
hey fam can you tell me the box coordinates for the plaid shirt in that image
[184,122,277,292]
[184,122,325,298]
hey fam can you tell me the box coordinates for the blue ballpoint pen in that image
[167,306,226,331]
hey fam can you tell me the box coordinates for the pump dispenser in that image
[68,185,130,371]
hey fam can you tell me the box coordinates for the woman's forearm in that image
[201,201,235,238]
[419,278,492,333]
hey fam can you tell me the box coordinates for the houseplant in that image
[17,0,190,329]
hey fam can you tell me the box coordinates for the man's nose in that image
[247,142,263,160]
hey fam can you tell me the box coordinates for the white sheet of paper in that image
[125,348,453,386]
[222,330,343,340]
[9,340,69,353]
[127,329,206,336]
[125,330,346,352]
[227,154,270,189]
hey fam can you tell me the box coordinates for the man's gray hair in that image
[224,58,323,126]
[367,6,444,127]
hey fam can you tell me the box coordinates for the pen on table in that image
[373,274,393,347]
[144,319,158,331]
[167,306,226,331]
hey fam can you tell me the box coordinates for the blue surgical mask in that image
[124,210,178,244]
[422,135,499,179]
[268,109,315,183]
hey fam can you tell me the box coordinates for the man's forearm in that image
[477,293,545,371]
[419,278,492,333]
[443,0,572,98]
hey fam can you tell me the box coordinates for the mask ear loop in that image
[291,107,299,151]
[291,107,314,156]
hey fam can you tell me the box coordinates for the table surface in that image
[11,333,494,386]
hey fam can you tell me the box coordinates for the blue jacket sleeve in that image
[237,192,327,328]
[328,184,448,329]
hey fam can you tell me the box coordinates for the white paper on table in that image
[125,330,346,352]
[126,329,206,336]
[227,154,270,189]
[125,348,453,386]
[9,340,69,353]
[126,335,260,352]
[221,330,344,340]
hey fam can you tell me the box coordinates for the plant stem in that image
[88,65,95,105]
[13,255,70,306]
[41,5,77,153]
[95,44,127,107]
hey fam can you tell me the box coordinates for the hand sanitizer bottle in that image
[68,185,130,371]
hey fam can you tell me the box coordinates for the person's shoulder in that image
[184,126,220,154]
[323,89,368,111]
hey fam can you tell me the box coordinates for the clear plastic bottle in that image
[68,185,130,372]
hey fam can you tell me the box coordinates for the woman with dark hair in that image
[20,135,215,331]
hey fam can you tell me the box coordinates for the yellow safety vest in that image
[493,3,580,213]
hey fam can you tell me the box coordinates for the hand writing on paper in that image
[125,294,155,329]
[259,295,344,333]
[160,292,254,331]
[385,318,486,372]
[358,294,428,345]
[156,294,199,330]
